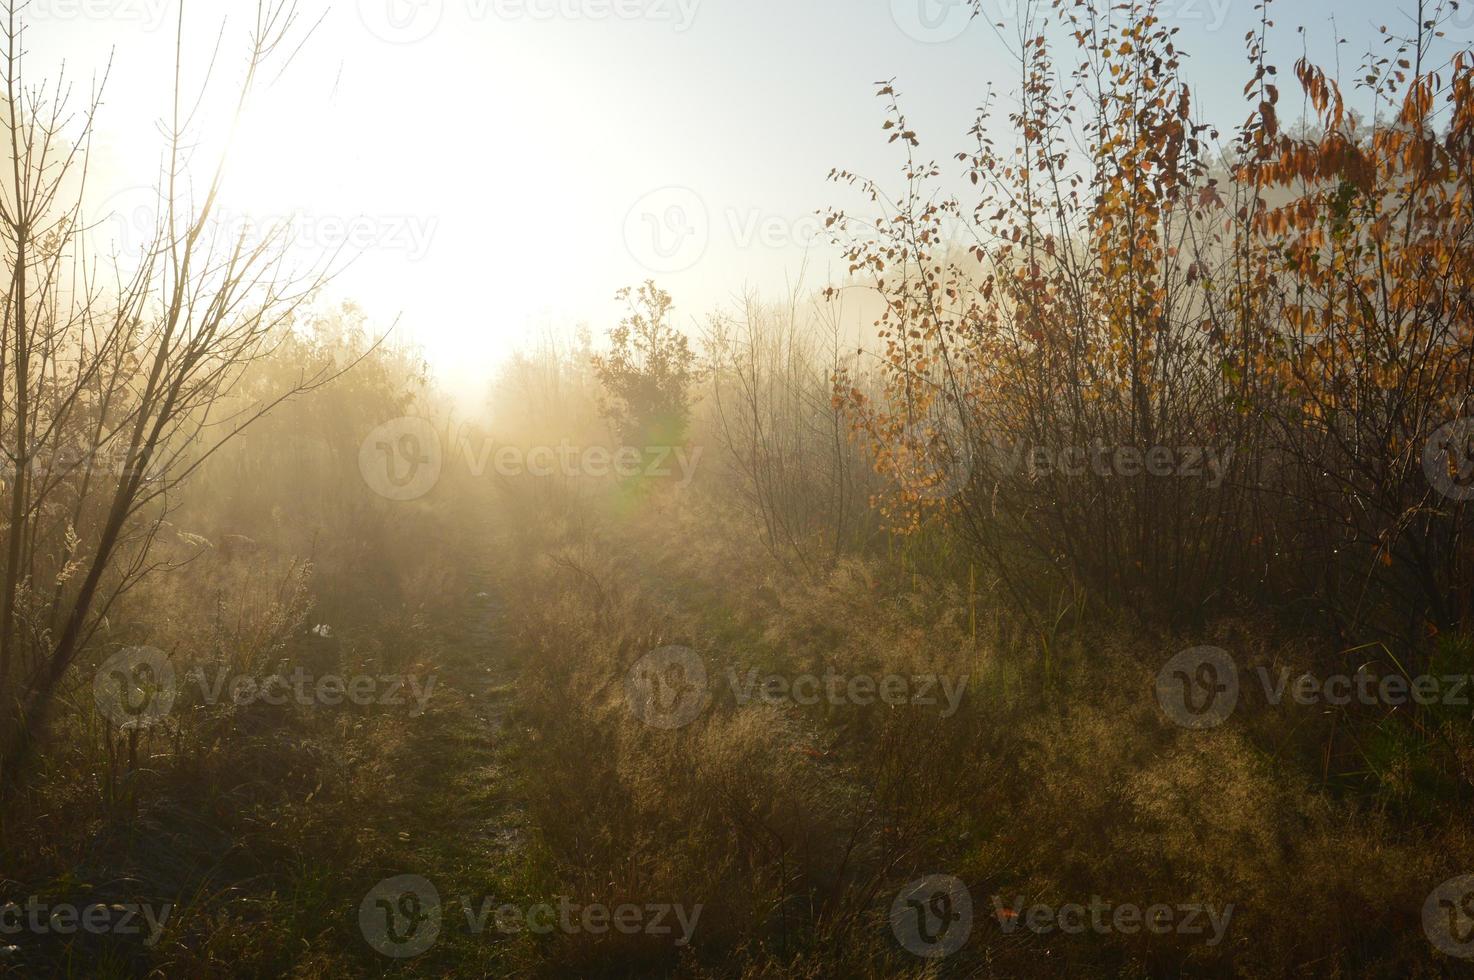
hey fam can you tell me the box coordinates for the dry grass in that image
[488,483,1474,977]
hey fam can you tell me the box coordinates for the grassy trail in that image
[349,507,537,976]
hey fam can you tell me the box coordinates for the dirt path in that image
[349,508,538,975]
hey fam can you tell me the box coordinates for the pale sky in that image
[28,0,1472,404]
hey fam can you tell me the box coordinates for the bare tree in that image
[0,0,346,788]
[702,287,879,572]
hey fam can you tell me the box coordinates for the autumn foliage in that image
[832,0,1474,644]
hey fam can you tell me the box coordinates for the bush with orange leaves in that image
[830,0,1474,649]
